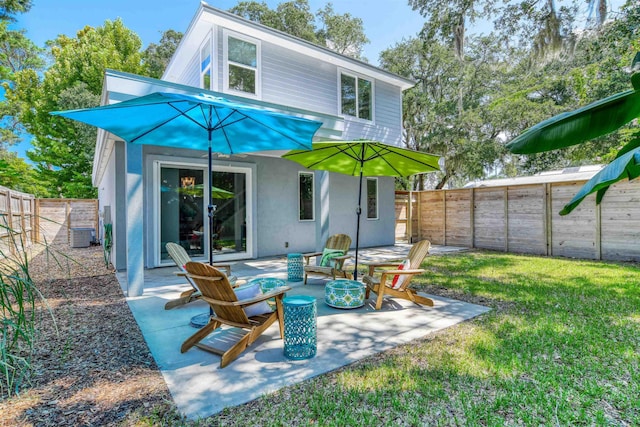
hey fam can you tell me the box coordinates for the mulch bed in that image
[0,244,178,426]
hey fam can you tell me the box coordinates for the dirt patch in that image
[0,244,177,426]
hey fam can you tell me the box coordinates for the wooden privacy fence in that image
[35,199,99,246]
[396,178,640,262]
[0,186,36,256]
[0,185,99,259]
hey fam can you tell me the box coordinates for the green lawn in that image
[188,251,640,425]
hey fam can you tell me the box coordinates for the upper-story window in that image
[200,37,212,90]
[224,31,261,97]
[340,72,373,121]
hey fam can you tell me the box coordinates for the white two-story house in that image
[95,2,415,295]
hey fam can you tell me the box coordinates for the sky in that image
[10,0,628,159]
[19,0,426,65]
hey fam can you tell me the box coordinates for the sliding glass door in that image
[158,162,251,265]
[209,170,247,257]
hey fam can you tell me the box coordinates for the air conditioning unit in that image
[70,228,94,248]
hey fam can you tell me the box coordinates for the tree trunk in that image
[435,170,452,190]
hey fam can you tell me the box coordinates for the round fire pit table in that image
[324,279,365,309]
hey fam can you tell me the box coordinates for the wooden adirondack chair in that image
[164,242,236,310]
[181,262,290,368]
[363,240,434,310]
[302,233,352,285]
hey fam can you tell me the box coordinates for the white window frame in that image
[298,171,315,221]
[199,32,214,91]
[338,69,375,122]
[223,29,261,98]
[366,177,379,220]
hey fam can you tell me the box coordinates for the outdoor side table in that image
[283,295,317,360]
[324,279,365,309]
[248,277,287,294]
[247,277,287,308]
[287,253,304,282]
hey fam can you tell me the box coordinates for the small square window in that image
[299,172,314,221]
[366,178,378,219]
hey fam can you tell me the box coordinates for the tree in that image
[380,35,507,189]
[315,4,368,59]
[408,0,614,63]
[393,0,639,191]
[506,1,640,215]
[0,16,43,150]
[230,0,317,42]
[143,29,183,79]
[0,149,46,195]
[5,19,146,198]
[229,0,369,60]
[0,0,31,22]
[500,0,640,177]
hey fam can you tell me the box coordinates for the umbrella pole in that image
[207,128,216,319]
[354,164,364,281]
[207,129,216,265]
[207,129,215,267]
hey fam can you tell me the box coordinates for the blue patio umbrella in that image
[52,91,322,265]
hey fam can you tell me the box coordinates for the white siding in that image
[179,52,200,89]
[201,25,405,145]
[261,43,337,114]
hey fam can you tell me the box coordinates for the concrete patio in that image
[117,244,490,420]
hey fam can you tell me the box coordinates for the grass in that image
[190,251,640,426]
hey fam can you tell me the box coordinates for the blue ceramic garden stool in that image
[283,295,317,360]
[247,277,287,308]
[324,279,365,309]
[287,253,304,282]
[247,277,287,294]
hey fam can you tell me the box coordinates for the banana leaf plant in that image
[506,53,640,215]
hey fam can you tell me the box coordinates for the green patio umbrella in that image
[283,140,441,279]
[506,58,640,215]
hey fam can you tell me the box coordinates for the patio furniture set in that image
[165,236,434,368]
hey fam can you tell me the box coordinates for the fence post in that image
[65,200,71,245]
[442,190,447,245]
[504,187,509,252]
[416,191,422,241]
[7,190,15,255]
[595,202,602,260]
[19,194,26,250]
[407,191,412,243]
[34,199,40,243]
[470,188,475,249]
[544,183,552,256]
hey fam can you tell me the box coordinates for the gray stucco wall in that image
[124,148,396,267]
[96,140,127,270]
[252,154,396,257]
